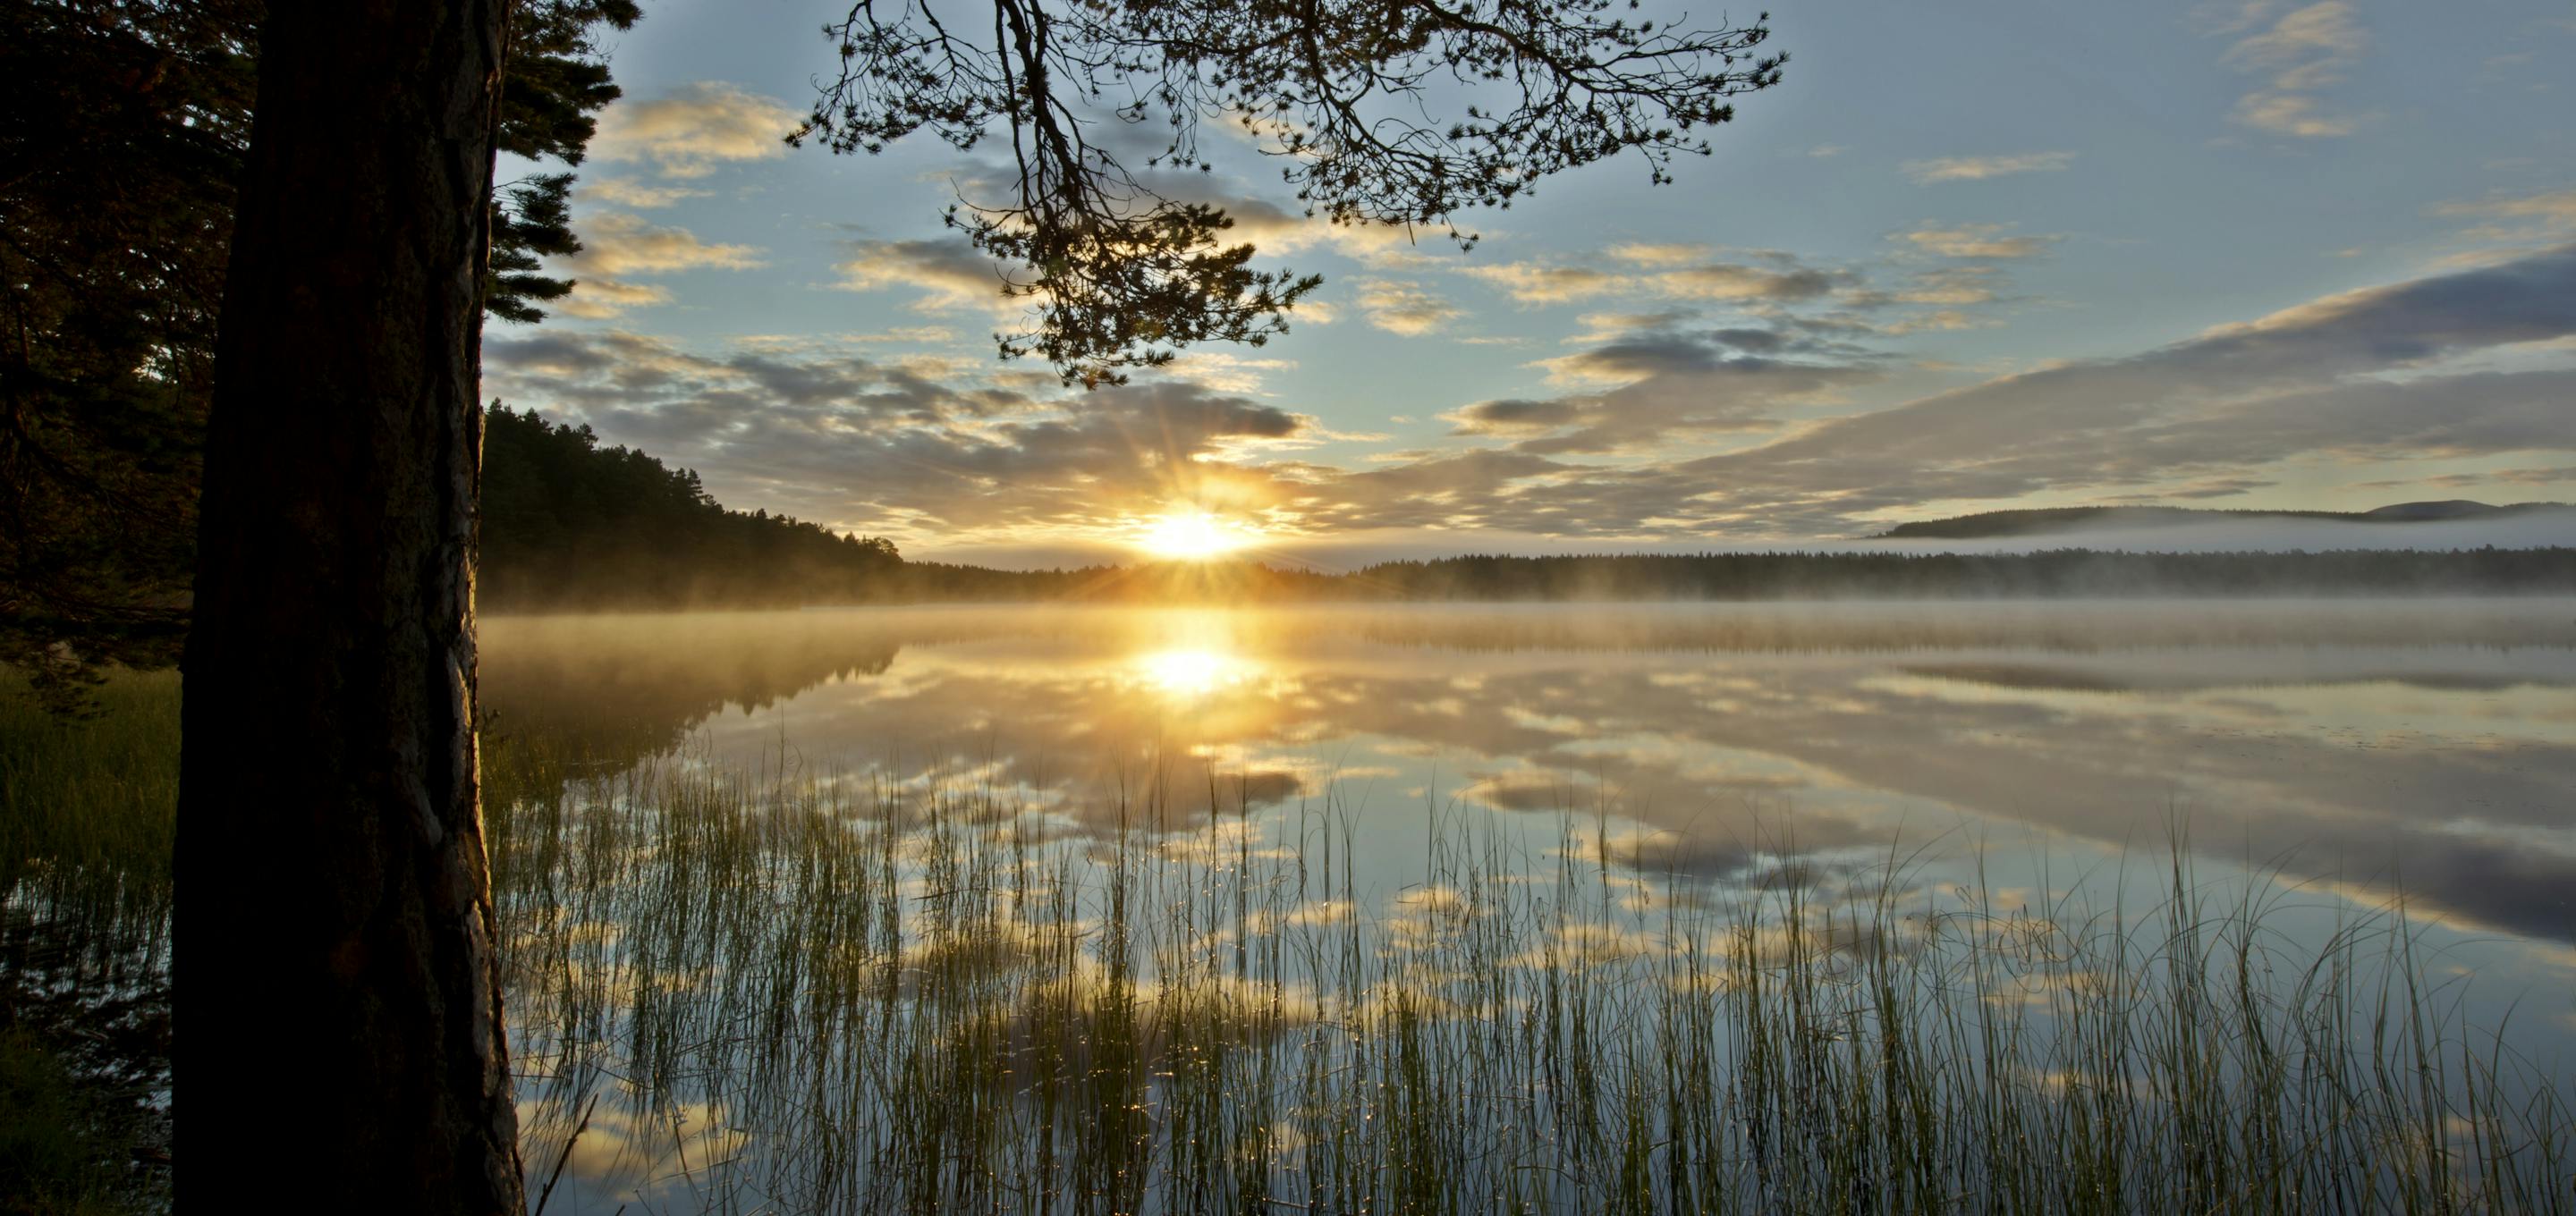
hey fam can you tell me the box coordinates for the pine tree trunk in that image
[180,1,520,1209]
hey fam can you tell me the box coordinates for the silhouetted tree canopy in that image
[914,548,2576,603]
[795,0,1787,384]
[479,404,902,611]
[488,1,643,323]
[0,1,254,705]
[0,0,637,707]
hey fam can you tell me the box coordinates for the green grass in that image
[0,668,176,978]
[0,671,175,1215]
[0,1028,140,1216]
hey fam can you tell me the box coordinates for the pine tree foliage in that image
[0,0,639,706]
[0,0,257,706]
[488,1,643,323]
[795,0,1786,385]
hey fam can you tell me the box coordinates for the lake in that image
[479,600,2576,1212]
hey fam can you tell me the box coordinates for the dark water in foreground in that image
[479,601,2576,1212]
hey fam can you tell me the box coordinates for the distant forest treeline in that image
[1312,549,2576,601]
[1879,500,2571,539]
[479,405,902,610]
[479,410,2576,607]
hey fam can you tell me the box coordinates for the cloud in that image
[1196,194,1439,266]
[833,238,1015,314]
[1318,243,2576,540]
[481,330,1319,538]
[1879,264,2009,305]
[1647,242,2576,532]
[1463,250,1852,307]
[1163,350,1299,394]
[1352,279,1464,335]
[1606,242,1715,268]
[1446,326,1884,455]
[2218,2,2368,138]
[590,82,801,179]
[1898,223,2061,260]
[2223,0,2367,72]
[568,213,766,275]
[2436,185,2576,246]
[1569,309,1701,343]
[552,278,674,321]
[1880,308,1988,335]
[489,246,2576,551]
[1657,263,1842,302]
[545,213,766,317]
[2229,92,2359,139]
[1460,262,1629,304]
[1900,151,2076,184]
[581,177,711,209]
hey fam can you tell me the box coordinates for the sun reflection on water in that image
[1135,646,1254,697]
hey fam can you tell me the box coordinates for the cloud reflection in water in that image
[479,601,2576,945]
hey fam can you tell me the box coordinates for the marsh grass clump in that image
[0,670,177,1213]
[489,739,2575,1215]
[0,669,176,983]
[0,1025,150,1214]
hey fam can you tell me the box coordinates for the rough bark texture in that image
[180,1,519,1209]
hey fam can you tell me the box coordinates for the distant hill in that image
[1874,501,2574,540]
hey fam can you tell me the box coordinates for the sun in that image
[1137,510,1252,561]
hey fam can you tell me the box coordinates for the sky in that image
[479,0,2576,568]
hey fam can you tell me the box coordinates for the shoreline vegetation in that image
[494,546,2576,612]
[5,670,2573,1211]
[479,397,2576,612]
[0,671,174,1212]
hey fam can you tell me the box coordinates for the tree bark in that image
[180,1,520,1209]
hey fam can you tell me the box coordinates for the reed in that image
[0,668,176,982]
[487,738,2576,1215]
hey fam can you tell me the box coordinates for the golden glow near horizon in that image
[1136,509,1253,561]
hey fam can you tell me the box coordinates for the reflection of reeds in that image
[487,737,2576,1215]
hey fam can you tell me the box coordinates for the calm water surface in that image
[484,600,2576,945]
[480,600,2576,1211]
